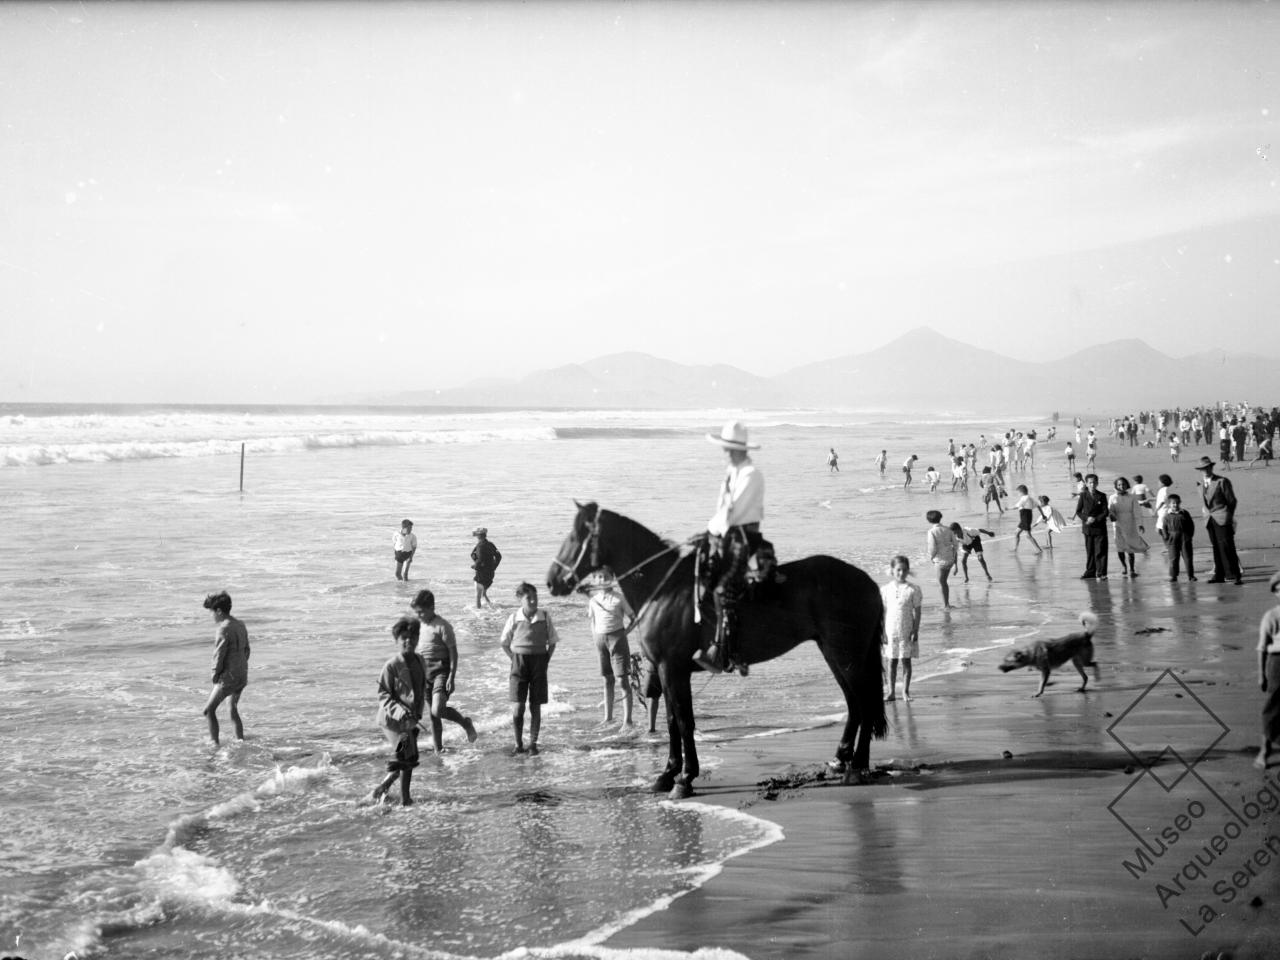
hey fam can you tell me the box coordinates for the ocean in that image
[1,404,1060,960]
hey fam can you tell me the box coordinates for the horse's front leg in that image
[662,663,698,799]
[652,661,679,794]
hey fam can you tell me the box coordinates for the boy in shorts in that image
[202,591,250,744]
[499,582,560,755]
[949,523,995,582]
[584,567,636,728]
[411,589,478,752]
[393,519,418,581]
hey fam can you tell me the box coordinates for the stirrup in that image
[692,648,724,674]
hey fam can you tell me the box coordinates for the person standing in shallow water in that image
[880,555,922,702]
[470,527,502,608]
[202,590,249,745]
[392,519,418,581]
[370,616,426,807]
[412,589,479,751]
[926,509,958,610]
[500,582,560,755]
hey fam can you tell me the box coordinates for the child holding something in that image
[370,616,426,806]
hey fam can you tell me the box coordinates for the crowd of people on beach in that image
[199,405,1280,807]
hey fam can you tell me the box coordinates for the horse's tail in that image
[862,603,888,740]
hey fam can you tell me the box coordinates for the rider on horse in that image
[695,421,764,676]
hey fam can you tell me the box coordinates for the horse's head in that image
[547,500,601,596]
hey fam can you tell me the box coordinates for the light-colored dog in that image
[999,612,1099,697]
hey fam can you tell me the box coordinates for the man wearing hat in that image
[697,421,765,674]
[470,527,502,608]
[1194,455,1242,584]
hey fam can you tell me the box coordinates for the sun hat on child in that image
[706,421,760,451]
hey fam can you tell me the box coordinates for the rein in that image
[555,508,699,632]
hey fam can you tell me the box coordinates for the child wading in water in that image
[950,523,994,582]
[411,589,479,751]
[1011,485,1044,554]
[370,616,426,806]
[202,591,250,745]
[880,555,922,701]
[980,467,1004,516]
[500,582,560,755]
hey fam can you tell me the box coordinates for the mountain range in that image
[361,327,1274,414]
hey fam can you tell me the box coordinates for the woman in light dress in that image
[881,555,923,702]
[1109,476,1150,578]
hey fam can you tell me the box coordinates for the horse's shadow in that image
[685,747,1237,804]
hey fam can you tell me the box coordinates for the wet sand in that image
[611,445,1280,959]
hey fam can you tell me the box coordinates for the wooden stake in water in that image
[239,442,245,493]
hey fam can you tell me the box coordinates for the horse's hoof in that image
[653,774,676,794]
[668,782,694,800]
[842,767,873,786]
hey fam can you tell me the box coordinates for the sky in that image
[2,0,1279,403]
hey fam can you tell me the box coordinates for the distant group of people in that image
[200,405,1277,809]
[392,520,503,608]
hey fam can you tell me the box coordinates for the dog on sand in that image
[999,612,1100,698]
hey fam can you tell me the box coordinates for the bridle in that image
[550,510,602,591]
[552,508,691,620]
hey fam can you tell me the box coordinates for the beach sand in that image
[610,445,1280,960]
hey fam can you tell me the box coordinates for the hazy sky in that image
[3,1,1279,403]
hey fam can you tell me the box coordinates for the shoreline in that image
[609,443,1280,960]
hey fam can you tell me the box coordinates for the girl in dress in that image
[880,555,923,702]
[1108,476,1150,578]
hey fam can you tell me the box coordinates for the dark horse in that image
[547,502,887,798]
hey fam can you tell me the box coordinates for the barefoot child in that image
[393,519,418,581]
[1011,485,1044,554]
[950,523,995,582]
[925,509,958,610]
[500,582,560,755]
[1033,495,1067,548]
[583,567,636,728]
[202,591,249,745]
[411,589,479,751]
[370,616,426,806]
[925,465,940,492]
[881,556,922,702]
[980,467,1004,517]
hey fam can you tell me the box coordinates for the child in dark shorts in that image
[499,582,560,755]
[370,616,426,806]
[949,523,994,582]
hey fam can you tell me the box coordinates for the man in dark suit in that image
[1194,455,1242,584]
[1076,473,1109,579]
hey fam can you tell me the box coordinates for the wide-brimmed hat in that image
[1269,569,1280,592]
[1193,456,1215,471]
[706,421,760,451]
[472,527,488,537]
